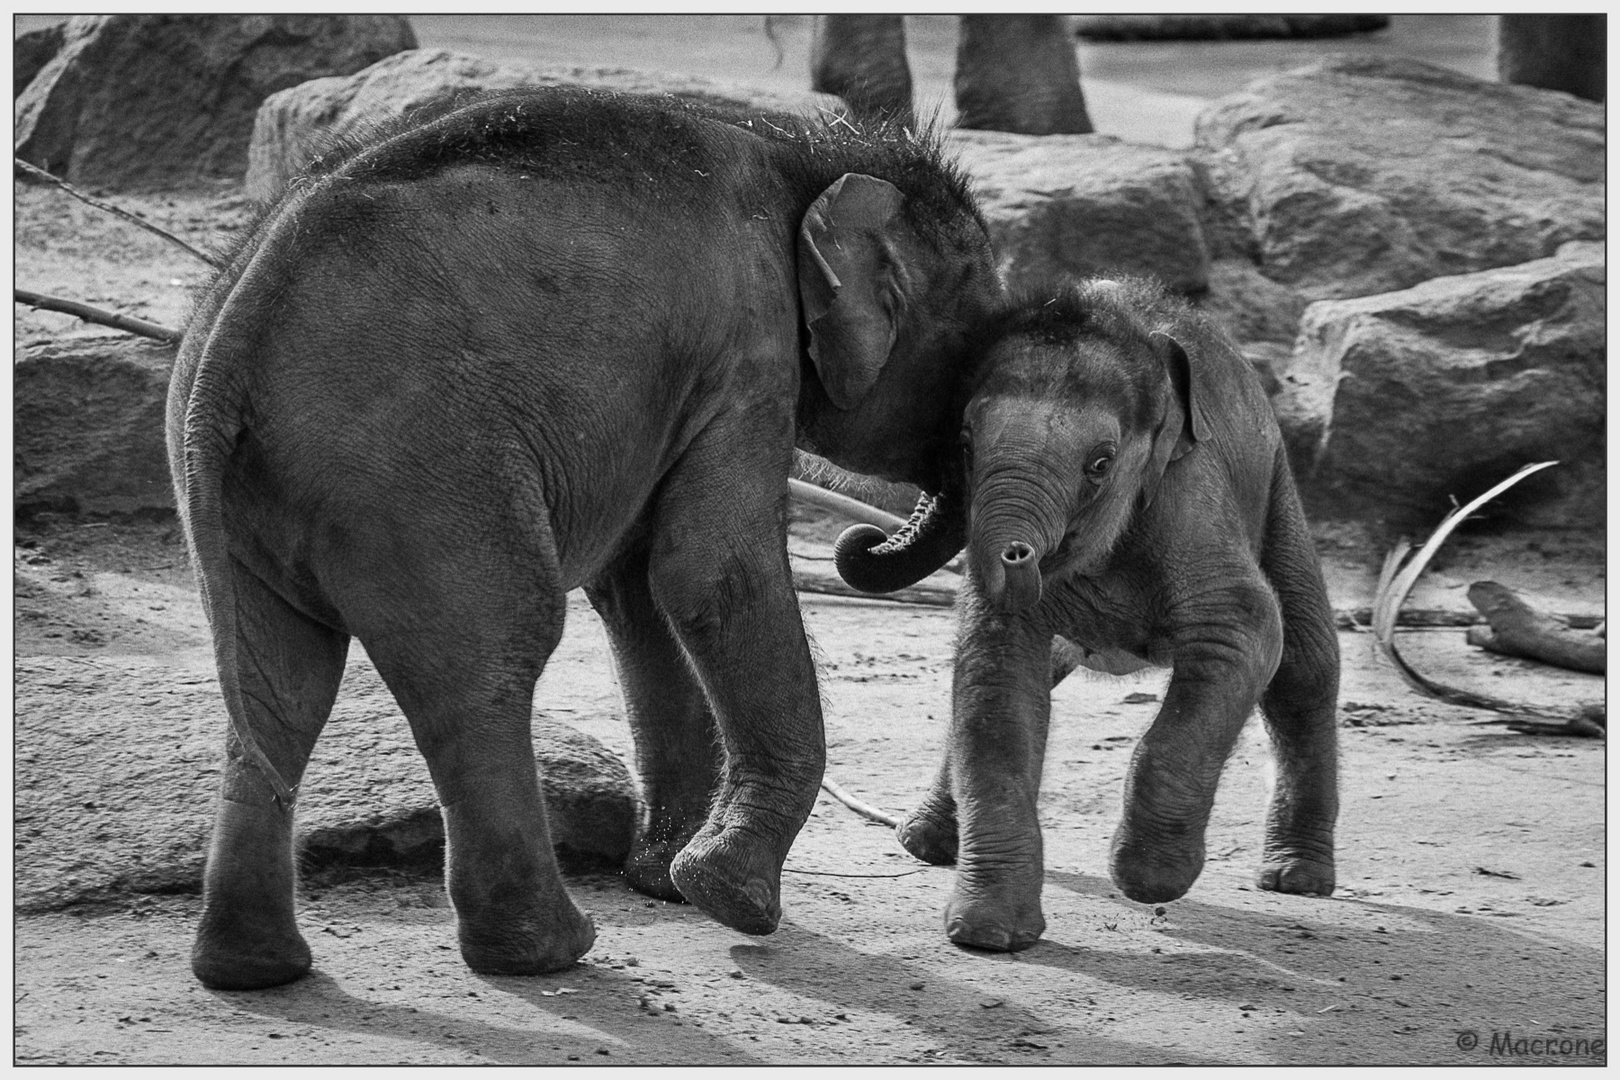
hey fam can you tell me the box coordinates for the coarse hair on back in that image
[199,88,985,333]
[983,275,1188,351]
[278,86,981,243]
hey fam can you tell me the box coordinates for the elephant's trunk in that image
[998,540,1042,611]
[969,456,1072,614]
[834,487,966,594]
[970,518,1052,613]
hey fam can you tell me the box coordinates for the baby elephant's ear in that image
[797,173,906,410]
[1142,329,1213,505]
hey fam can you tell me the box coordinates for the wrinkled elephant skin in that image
[897,277,1339,951]
[170,88,999,988]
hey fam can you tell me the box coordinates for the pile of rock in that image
[13,18,1604,529]
[15,14,416,188]
[954,56,1603,528]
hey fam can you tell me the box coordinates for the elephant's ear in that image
[797,173,906,410]
[1143,329,1214,504]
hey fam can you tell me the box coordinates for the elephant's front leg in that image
[939,583,1054,952]
[646,421,825,936]
[585,542,722,901]
[1110,582,1284,904]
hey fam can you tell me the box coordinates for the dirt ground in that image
[11,508,1608,1066]
[13,14,1605,1067]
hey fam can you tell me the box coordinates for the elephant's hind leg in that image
[645,417,825,936]
[585,542,722,901]
[896,753,959,866]
[1111,578,1284,905]
[1257,489,1340,897]
[360,547,594,976]
[192,561,349,991]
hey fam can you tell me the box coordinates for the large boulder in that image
[14,336,176,518]
[13,22,66,97]
[15,651,638,912]
[15,15,416,189]
[949,130,1209,295]
[1195,56,1603,310]
[246,48,840,203]
[1275,241,1604,529]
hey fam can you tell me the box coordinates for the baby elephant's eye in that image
[960,427,974,469]
[1084,446,1116,482]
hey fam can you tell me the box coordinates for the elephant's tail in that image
[172,224,300,813]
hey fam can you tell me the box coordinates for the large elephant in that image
[810,14,1093,135]
[169,87,1000,989]
[881,277,1339,951]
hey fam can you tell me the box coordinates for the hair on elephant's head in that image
[792,165,1002,595]
[958,277,1216,612]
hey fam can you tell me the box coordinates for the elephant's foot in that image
[896,795,958,866]
[456,893,596,976]
[624,833,694,903]
[191,798,309,990]
[944,869,1045,952]
[441,802,596,974]
[1257,841,1335,897]
[1110,825,1205,905]
[668,829,782,936]
[192,912,311,991]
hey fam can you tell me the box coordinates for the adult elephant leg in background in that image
[955,15,1093,135]
[810,14,914,124]
[585,541,722,902]
[1497,15,1605,102]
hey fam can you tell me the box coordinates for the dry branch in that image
[15,288,181,342]
[15,157,223,268]
[1371,461,1603,738]
[788,477,906,532]
[1466,581,1605,674]
[819,777,900,828]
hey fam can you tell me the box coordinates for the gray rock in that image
[949,129,1209,295]
[14,22,65,97]
[246,48,840,203]
[15,651,637,912]
[15,14,416,189]
[1197,257,1310,347]
[14,336,177,518]
[1277,241,1604,529]
[1195,55,1603,305]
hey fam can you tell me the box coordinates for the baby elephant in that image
[896,277,1339,952]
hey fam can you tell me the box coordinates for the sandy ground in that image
[12,14,1605,1067]
[12,507,1607,1066]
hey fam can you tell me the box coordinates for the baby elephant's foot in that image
[457,894,596,976]
[944,870,1045,952]
[669,829,782,936]
[191,798,309,990]
[1110,827,1204,905]
[896,797,958,866]
[192,914,311,991]
[1257,851,1335,897]
[625,830,699,903]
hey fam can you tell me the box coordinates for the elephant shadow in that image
[728,920,1225,1064]
[212,965,762,1065]
[1031,868,1603,1053]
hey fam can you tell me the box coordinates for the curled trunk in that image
[834,488,965,593]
